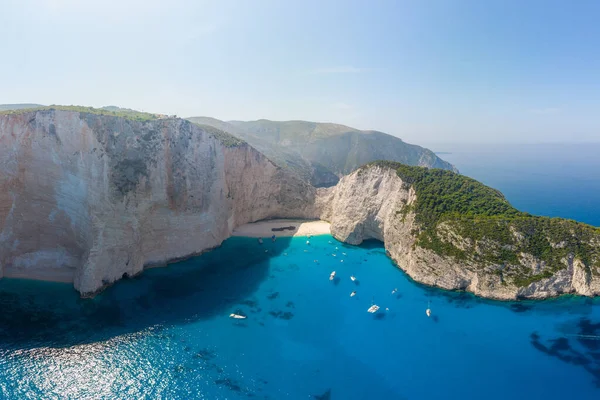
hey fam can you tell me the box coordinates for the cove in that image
[1,235,599,399]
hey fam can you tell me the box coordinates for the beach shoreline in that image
[231,219,331,238]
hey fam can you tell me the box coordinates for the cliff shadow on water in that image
[0,236,292,349]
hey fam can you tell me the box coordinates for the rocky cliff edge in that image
[0,110,318,295]
[320,164,600,300]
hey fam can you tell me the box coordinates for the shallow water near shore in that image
[1,235,600,399]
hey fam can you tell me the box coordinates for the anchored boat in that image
[367,304,380,313]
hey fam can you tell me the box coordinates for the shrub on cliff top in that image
[362,161,600,285]
[0,105,159,122]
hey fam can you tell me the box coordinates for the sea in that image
[1,143,600,400]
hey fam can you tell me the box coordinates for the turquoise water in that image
[1,236,600,399]
[2,143,600,399]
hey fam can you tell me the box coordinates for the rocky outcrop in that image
[2,109,599,301]
[319,165,600,300]
[0,110,317,295]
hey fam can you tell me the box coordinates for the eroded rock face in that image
[321,165,600,300]
[2,111,599,301]
[0,110,317,295]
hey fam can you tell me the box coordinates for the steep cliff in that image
[320,162,600,300]
[3,108,600,301]
[0,108,317,296]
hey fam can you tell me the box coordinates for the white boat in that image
[258,238,263,244]
[426,301,431,317]
[367,304,380,313]
[306,240,310,245]
[229,313,246,319]
[329,271,336,281]
[350,275,356,282]
[350,291,356,297]
[391,288,397,294]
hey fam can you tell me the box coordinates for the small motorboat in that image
[350,291,357,297]
[367,304,380,313]
[258,238,263,244]
[342,252,347,256]
[306,240,310,245]
[426,301,431,317]
[350,275,357,282]
[229,313,246,319]
[329,271,336,281]
[391,288,398,294]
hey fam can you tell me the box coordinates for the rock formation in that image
[2,108,599,300]
[320,163,600,300]
[0,109,317,296]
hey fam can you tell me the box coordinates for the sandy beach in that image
[2,268,74,284]
[231,219,331,238]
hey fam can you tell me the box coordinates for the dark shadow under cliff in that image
[0,236,293,349]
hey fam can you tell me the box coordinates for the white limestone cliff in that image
[2,110,599,300]
[319,165,600,300]
[0,110,317,295]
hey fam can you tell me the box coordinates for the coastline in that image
[231,219,331,238]
[2,269,74,284]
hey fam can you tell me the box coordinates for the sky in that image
[1,0,599,144]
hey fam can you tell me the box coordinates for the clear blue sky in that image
[1,0,599,144]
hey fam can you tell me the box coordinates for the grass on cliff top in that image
[0,105,160,122]
[361,161,600,285]
[191,123,246,148]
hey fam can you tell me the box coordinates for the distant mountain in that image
[187,117,457,187]
[0,103,44,111]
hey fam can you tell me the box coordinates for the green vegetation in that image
[0,103,44,111]
[191,123,245,148]
[364,161,600,286]
[0,105,159,122]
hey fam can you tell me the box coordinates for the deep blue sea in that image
[1,144,600,399]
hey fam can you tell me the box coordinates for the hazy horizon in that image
[2,0,599,144]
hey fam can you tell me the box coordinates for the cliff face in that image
[320,165,600,300]
[0,110,317,295]
[3,109,599,301]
